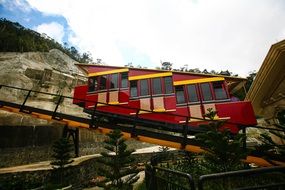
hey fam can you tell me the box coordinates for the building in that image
[246,40,285,143]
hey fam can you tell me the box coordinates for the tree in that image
[161,61,172,70]
[219,70,232,76]
[125,62,134,68]
[80,52,93,63]
[202,69,209,74]
[97,129,139,189]
[51,138,74,185]
[196,109,247,173]
[245,71,257,92]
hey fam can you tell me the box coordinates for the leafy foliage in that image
[51,138,74,169]
[0,18,93,63]
[161,61,173,70]
[97,129,139,189]
[51,138,74,185]
[233,70,257,100]
[196,109,247,172]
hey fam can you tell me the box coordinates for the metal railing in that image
[145,164,285,190]
[145,164,195,190]
[198,166,285,190]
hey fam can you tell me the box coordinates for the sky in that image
[1,0,285,77]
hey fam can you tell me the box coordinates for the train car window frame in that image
[212,81,228,100]
[88,76,98,92]
[164,76,173,94]
[140,79,150,97]
[186,84,199,103]
[200,82,213,101]
[110,73,119,89]
[152,78,162,95]
[175,85,186,104]
[130,80,138,97]
[120,72,128,89]
[98,75,107,90]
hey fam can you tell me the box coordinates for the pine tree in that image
[51,138,74,185]
[196,109,247,173]
[97,129,139,189]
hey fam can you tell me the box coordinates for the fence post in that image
[198,176,204,190]
[242,126,247,151]
[182,116,189,149]
[52,95,63,120]
[150,165,157,190]
[89,102,98,128]
[131,109,139,138]
[19,90,32,113]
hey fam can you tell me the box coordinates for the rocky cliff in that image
[0,49,87,126]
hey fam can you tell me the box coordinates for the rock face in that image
[0,49,87,127]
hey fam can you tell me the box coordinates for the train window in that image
[213,81,227,100]
[140,79,149,96]
[175,86,186,104]
[164,76,173,94]
[200,83,213,101]
[110,73,118,89]
[152,78,162,95]
[130,80,138,97]
[121,72,128,88]
[187,84,199,102]
[88,77,97,92]
[99,75,107,90]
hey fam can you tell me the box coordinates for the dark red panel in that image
[172,73,205,82]
[140,112,177,124]
[85,93,98,108]
[119,90,129,103]
[73,85,88,104]
[216,101,257,125]
[164,96,176,110]
[128,69,163,77]
[88,65,124,74]
[128,99,140,110]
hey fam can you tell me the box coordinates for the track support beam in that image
[62,125,80,157]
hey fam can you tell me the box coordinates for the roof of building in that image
[75,63,247,93]
[245,39,285,115]
[75,63,246,79]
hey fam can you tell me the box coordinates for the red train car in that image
[73,64,256,134]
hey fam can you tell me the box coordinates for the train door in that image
[185,84,203,121]
[174,78,230,122]
[86,71,129,109]
[129,75,176,114]
[106,72,129,105]
[174,84,203,122]
[197,80,229,119]
[150,76,176,112]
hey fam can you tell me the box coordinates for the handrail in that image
[1,84,285,133]
[0,84,209,121]
[145,165,195,190]
[198,166,285,190]
[1,84,285,166]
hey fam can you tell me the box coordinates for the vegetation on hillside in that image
[0,18,93,63]
[96,129,140,189]
[51,138,74,186]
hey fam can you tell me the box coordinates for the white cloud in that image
[34,22,64,44]
[26,0,285,76]
[1,0,31,12]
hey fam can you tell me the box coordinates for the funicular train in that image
[73,64,257,134]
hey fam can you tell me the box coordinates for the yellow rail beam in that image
[0,105,283,167]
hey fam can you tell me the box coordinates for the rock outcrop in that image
[0,49,87,126]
